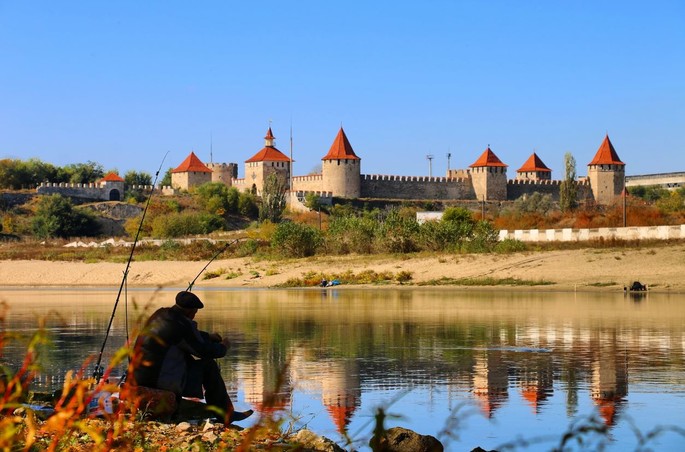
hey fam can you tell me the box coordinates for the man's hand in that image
[208,333,222,343]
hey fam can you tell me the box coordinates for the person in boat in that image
[131,291,253,424]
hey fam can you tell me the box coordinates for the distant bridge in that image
[625,172,685,190]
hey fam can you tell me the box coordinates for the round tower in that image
[321,127,361,198]
[206,162,238,186]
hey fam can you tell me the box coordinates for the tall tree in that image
[559,152,577,212]
[124,170,152,187]
[64,161,105,184]
[259,173,287,223]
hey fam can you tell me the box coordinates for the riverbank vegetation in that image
[2,166,685,264]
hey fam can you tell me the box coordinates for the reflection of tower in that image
[519,353,554,414]
[322,360,361,435]
[290,348,361,435]
[591,334,628,426]
[238,361,292,413]
[472,351,509,418]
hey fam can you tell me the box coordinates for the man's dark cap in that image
[175,291,204,309]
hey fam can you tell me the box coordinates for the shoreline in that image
[2,244,684,293]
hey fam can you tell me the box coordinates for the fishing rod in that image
[93,152,169,382]
[186,239,240,292]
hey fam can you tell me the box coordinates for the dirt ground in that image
[2,243,684,292]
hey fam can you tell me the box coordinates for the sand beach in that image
[1,244,684,292]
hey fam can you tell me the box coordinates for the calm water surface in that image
[2,288,684,451]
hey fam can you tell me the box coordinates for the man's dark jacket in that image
[133,306,227,395]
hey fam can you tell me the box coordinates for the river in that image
[2,287,684,451]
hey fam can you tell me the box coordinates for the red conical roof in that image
[469,147,507,168]
[172,152,212,173]
[588,135,624,166]
[322,127,360,160]
[517,152,551,173]
[325,404,356,434]
[100,172,125,182]
[246,128,291,163]
[245,145,291,163]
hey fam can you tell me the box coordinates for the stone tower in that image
[587,135,625,205]
[171,152,212,190]
[469,146,508,201]
[244,127,292,196]
[516,152,552,181]
[206,162,238,186]
[321,127,361,198]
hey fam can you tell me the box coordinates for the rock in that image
[175,422,192,432]
[293,429,345,452]
[372,427,443,452]
[202,431,218,442]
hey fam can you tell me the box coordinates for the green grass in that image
[587,281,618,287]
[276,269,414,287]
[417,276,555,286]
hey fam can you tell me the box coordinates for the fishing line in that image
[186,238,240,292]
[93,152,169,382]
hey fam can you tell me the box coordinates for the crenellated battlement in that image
[508,179,562,186]
[292,174,324,183]
[295,190,333,199]
[361,174,471,184]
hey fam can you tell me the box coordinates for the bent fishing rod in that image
[93,152,168,382]
[186,238,241,292]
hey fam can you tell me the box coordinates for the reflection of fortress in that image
[238,347,361,435]
[169,128,627,206]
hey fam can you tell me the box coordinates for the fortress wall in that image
[37,183,111,201]
[506,179,594,202]
[499,224,685,242]
[360,174,475,200]
[507,179,562,201]
[288,190,333,213]
[625,172,685,189]
[292,174,324,193]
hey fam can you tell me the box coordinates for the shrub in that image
[374,209,420,253]
[326,215,376,254]
[31,194,99,239]
[271,221,322,257]
[464,221,500,253]
[235,239,259,257]
[150,212,224,238]
[238,192,259,218]
[195,182,231,216]
[494,238,527,253]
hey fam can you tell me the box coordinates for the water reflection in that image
[2,288,684,450]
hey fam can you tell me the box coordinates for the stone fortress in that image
[36,126,683,207]
[170,127,626,207]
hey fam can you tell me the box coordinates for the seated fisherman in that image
[131,291,253,424]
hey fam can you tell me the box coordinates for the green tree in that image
[304,192,322,211]
[259,173,287,223]
[32,194,99,239]
[64,161,105,184]
[124,170,152,187]
[559,152,577,212]
[160,168,173,187]
[196,182,231,216]
[238,191,259,218]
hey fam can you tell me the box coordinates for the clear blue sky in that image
[1,1,683,180]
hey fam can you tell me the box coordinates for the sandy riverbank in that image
[2,244,684,292]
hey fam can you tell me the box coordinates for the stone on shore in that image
[371,426,443,451]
